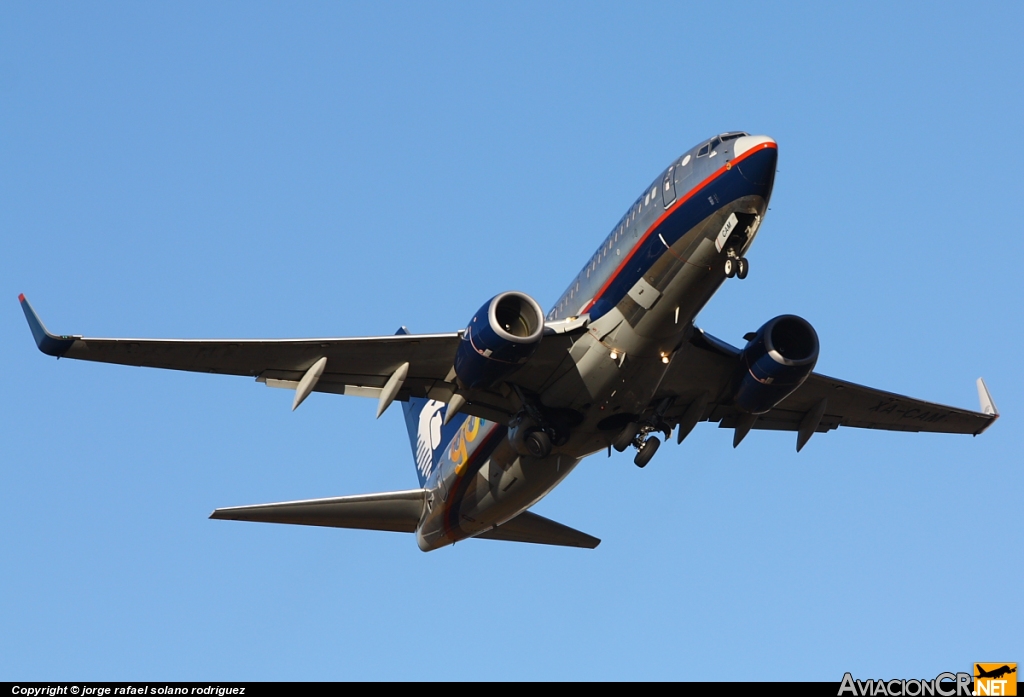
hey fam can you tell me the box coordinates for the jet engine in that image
[453,291,545,389]
[732,314,819,414]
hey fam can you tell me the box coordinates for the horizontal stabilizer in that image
[210,489,425,533]
[477,511,600,549]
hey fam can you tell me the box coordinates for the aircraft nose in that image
[730,134,777,189]
[732,134,776,159]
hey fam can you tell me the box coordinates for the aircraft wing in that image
[19,295,582,420]
[717,372,998,436]
[656,327,998,446]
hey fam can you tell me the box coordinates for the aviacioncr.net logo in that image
[839,672,973,697]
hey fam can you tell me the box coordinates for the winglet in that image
[977,378,998,416]
[18,294,77,357]
[974,378,999,435]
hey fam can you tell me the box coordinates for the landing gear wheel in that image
[634,436,661,468]
[737,257,749,279]
[724,258,736,278]
[525,430,552,458]
[612,422,639,452]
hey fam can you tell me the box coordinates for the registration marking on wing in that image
[715,213,739,253]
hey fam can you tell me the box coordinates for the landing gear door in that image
[438,458,451,502]
[662,168,677,208]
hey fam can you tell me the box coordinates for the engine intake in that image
[454,291,545,389]
[733,314,819,414]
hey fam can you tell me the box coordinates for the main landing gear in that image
[509,411,554,458]
[507,389,580,460]
[612,420,667,468]
[724,254,749,279]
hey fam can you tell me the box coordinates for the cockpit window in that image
[709,137,722,150]
[697,143,710,157]
[720,132,747,142]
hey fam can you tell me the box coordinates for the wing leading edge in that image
[18,294,582,422]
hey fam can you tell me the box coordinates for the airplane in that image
[19,132,999,552]
[976,666,1016,680]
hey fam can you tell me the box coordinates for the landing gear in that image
[525,430,552,458]
[507,389,581,459]
[614,398,673,468]
[509,412,553,458]
[634,435,661,468]
[724,251,749,279]
[612,421,639,452]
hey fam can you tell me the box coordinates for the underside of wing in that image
[476,510,601,549]
[18,294,583,422]
[655,326,997,445]
[732,372,998,436]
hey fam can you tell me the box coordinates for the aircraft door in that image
[662,168,677,207]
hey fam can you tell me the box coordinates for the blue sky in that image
[2,1,1021,680]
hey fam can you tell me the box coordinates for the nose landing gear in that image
[724,252,749,279]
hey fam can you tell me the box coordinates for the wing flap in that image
[476,511,600,549]
[210,489,426,533]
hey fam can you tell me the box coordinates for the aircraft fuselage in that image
[417,134,778,550]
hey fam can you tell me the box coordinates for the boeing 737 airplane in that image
[20,132,999,551]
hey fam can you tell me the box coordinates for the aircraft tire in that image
[724,258,736,278]
[612,422,639,452]
[737,258,749,279]
[634,436,661,468]
[526,430,552,458]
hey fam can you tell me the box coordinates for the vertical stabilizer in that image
[402,397,467,486]
[394,328,468,486]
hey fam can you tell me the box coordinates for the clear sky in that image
[2,1,1021,681]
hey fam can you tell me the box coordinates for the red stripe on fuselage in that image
[580,141,777,315]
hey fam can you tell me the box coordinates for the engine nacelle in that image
[454,291,545,389]
[733,314,819,414]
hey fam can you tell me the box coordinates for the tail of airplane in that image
[209,393,601,549]
[401,396,467,486]
[394,325,469,487]
[210,327,600,549]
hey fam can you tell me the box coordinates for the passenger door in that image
[662,167,677,208]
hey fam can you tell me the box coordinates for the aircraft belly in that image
[533,193,770,451]
[417,448,582,551]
